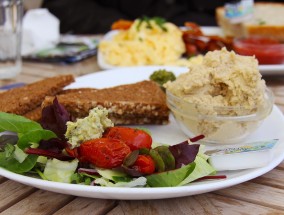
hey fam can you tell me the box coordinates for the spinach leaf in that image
[17,129,57,150]
[0,112,42,133]
[0,152,38,173]
[0,129,57,173]
[146,162,196,187]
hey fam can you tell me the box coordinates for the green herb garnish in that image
[258,19,266,25]
[136,16,168,32]
[152,16,168,32]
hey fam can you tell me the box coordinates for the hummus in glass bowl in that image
[165,48,274,145]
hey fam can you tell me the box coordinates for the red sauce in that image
[233,37,284,65]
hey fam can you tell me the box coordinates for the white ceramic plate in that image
[98,27,284,75]
[1,66,284,200]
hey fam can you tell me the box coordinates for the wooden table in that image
[0,58,284,215]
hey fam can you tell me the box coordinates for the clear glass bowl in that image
[166,88,274,145]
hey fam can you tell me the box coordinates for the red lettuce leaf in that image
[189,135,205,142]
[169,143,200,168]
[40,97,71,140]
[194,175,227,182]
[25,148,74,161]
[38,138,69,153]
[78,168,99,175]
[116,165,143,177]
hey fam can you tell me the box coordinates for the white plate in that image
[1,66,284,200]
[97,27,284,75]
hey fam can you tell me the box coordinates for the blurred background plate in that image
[97,27,284,75]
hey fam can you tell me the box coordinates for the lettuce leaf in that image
[178,155,216,186]
[0,112,42,133]
[13,145,28,163]
[0,113,57,173]
[169,143,199,168]
[96,168,131,182]
[0,151,38,173]
[146,162,196,187]
[17,129,56,150]
[40,97,71,140]
[94,177,147,187]
[44,158,79,183]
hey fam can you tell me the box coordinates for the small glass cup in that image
[0,0,23,79]
[166,88,274,145]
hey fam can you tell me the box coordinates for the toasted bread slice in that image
[43,80,169,125]
[23,88,99,122]
[0,75,74,115]
[23,106,42,122]
[58,88,99,95]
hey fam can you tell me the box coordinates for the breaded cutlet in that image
[0,74,74,115]
[43,80,169,125]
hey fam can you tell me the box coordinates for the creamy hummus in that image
[165,48,269,144]
[65,107,114,148]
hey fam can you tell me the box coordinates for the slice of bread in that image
[23,107,42,122]
[0,74,74,115]
[42,80,169,125]
[23,88,95,122]
[216,2,284,41]
[58,88,99,95]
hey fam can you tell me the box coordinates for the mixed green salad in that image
[0,98,223,187]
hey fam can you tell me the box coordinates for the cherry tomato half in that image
[103,127,152,151]
[111,19,133,30]
[65,147,79,158]
[131,155,155,175]
[79,138,131,169]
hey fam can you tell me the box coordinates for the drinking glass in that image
[0,0,23,79]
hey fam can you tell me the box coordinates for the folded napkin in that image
[21,9,60,55]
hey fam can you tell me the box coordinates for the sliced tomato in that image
[79,138,131,169]
[103,127,152,151]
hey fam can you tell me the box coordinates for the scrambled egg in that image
[65,107,114,148]
[99,19,202,67]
